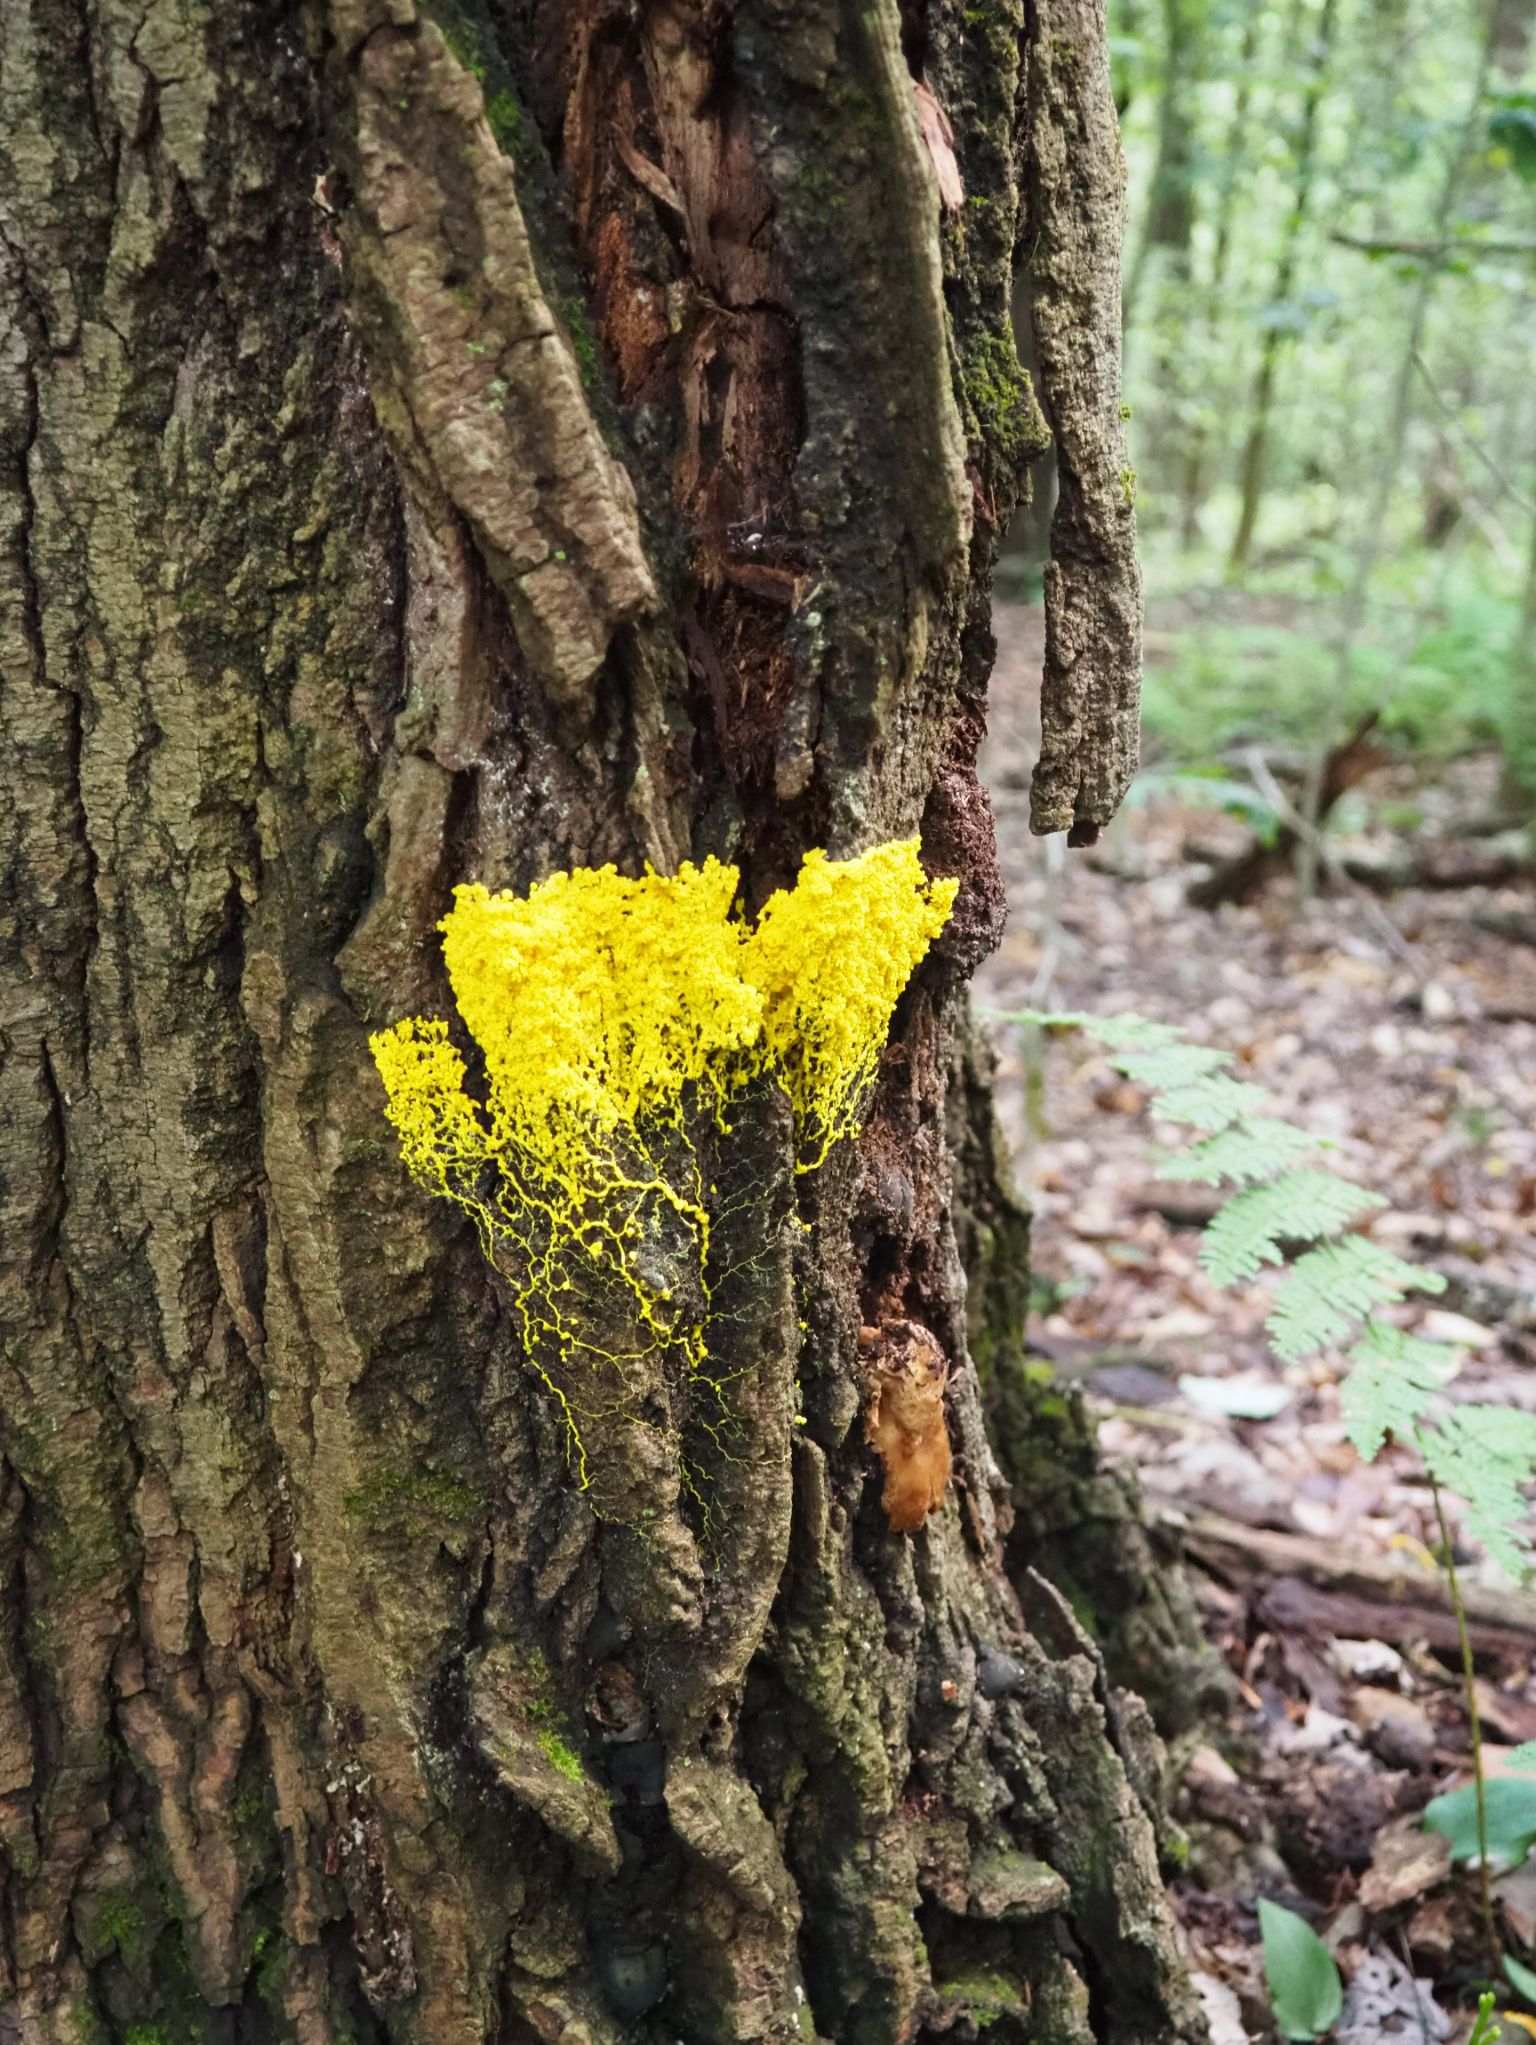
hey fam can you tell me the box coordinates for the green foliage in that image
[252,1923,290,2004]
[1153,1073,1274,1130]
[1489,93,1536,186]
[535,1725,586,1782]
[1140,579,1536,803]
[1424,1776,1536,1865]
[1258,1899,1343,2041]
[1157,1117,1324,1187]
[1412,1406,1536,1580]
[1268,1237,1439,1363]
[1006,1009,1536,1579]
[1125,768,1283,844]
[961,329,1050,468]
[1340,1323,1456,1461]
[1200,1170,1383,1285]
[1504,1955,1536,2007]
[1466,1992,1502,2045]
[938,1972,1029,2030]
[342,1466,484,1538]
[87,1890,148,1964]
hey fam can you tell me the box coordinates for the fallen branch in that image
[1185,723,1411,963]
[1165,1508,1536,1650]
[1330,230,1536,261]
[1473,906,1536,949]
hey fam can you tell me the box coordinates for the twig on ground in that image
[1242,746,1419,964]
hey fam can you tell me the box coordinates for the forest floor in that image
[975,602,1536,2045]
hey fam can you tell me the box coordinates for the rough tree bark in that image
[0,1,1195,2041]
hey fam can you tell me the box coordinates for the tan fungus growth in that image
[861,1320,953,1532]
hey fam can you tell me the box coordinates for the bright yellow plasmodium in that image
[369,839,954,1493]
[744,842,958,1166]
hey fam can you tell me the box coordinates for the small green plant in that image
[1425,1743,1536,1864]
[1504,1953,1536,2007]
[1466,1991,1503,2045]
[535,1726,586,1782]
[1258,1898,1343,2041]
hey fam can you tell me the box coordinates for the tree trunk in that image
[1227,0,1336,575]
[0,3,1186,2042]
[1121,0,1202,328]
[1493,0,1536,77]
[1175,8,1257,544]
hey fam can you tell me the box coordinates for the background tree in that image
[1110,0,1536,837]
[0,2,1206,2042]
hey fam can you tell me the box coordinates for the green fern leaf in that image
[1417,1404,1536,1579]
[1001,1009,1180,1050]
[1073,1012,1185,1052]
[1200,1170,1386,1286]
[1268,1237,1445,1361]
[1004,1003,1527,1578]
[1114,1042,1234,1092]
[1153,1073,1274,1132]
[1342,1321,1458,1461]
[1157,1118,1323,1187]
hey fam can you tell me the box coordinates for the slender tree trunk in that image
[1121,0,1203,328]
[1227,0,1337,575]
[1120,0,1204,523]
[1493,0,1536,75]
[0,2,1189,2042]
[1109,0,1145,116]
[1176,10,1258,544]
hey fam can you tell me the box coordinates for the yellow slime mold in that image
[369,839,954,1492]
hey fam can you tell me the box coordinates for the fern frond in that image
[1153,1073,1274,1132]
[996,1008,1181,1049]
[1268,1237,1445,1362]
[1157,1118,1323,1187]
[1005,1004,1529,1576]
[1342,1320,1459,1461]
[1416,1404,1536,1579]
[1071,1012,1186,1053]
[1114,1042,1234,1092]
[1006,1009,1264,1124]
[1200,1170,1386,1286]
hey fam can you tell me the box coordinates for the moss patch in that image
[535,1725,586,1781]
[961,330,1051,470]
[940,1971,1030,2031]
[342,1466,484,1537]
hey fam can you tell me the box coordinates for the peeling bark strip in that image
[1025,0,1144,838]
[0,0,1206,2037]
[326,0,658,715]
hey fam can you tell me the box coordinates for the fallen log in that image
[1187,716,1387,909]
[1165,1509,1536,1654]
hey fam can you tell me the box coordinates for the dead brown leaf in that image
[913,81,964,212]
[1358,1818,1452,1914]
